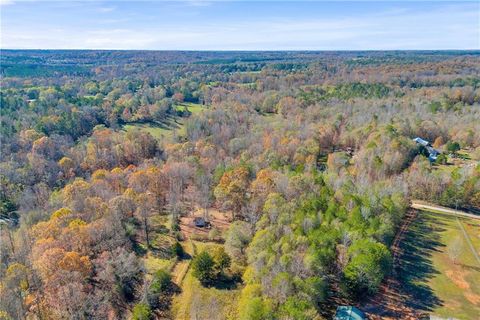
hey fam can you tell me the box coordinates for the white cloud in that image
[1,2,478,50]
[0,0,15,6]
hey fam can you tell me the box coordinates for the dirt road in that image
[412,200,480,265]
[363,201,480,318]
[411,200,480,220]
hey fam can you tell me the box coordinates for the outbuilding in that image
[193,217,206,228]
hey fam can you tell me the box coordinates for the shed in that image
[334,306,366,320]
[193,217,206,228]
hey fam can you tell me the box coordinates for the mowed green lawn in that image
[399,209,480,319]
[123,103,206,141]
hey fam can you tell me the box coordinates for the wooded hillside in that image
[1,50,479,319]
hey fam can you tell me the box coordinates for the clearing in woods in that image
[123,103,206,140]
[170,208,238,320]
[171,241,240,320]
[366,209,480,320]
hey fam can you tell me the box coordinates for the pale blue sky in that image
[1,1,479,50]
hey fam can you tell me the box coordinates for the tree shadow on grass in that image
[395,212,445,312]
[136,115,184,130]
[124,115,184,135]
[152,282,182,318]
[205,274,242,290]
[132,240,148,256]
[154,116,183,131]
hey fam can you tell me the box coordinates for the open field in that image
[175,102,205,114]
[144,253,175,274]
[171,241,241,320]
[123,118,183,140]
[123,103,206,140]
[395,210,480,319]
[141,215,177,281]
[433,148,479,173]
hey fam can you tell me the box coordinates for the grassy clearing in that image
[123,103,206,141]
[123,121,179,140]
[236,70,262,74]
[237,83,256,89]
[144,254,175,274]
[150,214,170,230]
[172,272,240,320]
[171,241,241,320]
[141,216,176,281]
[399,210,480,319]
[463,219,480,253]
[255,112,285,131]
[433,148,479,173]
[175,102,205,114]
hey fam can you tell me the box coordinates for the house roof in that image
[334,306,366,320]
[414,137,430,147]
[193,217,206,226]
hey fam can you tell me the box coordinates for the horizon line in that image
[2,48,480,52]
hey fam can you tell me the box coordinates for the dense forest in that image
[1,50,479,320]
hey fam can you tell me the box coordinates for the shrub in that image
[435,153,448,165]
[132,303,152,320]
[192,251,215,285]
[147,269,172,308]
[171,221,181,231]
[212,247,231,274]
[170,242,184,258]
[446,141,461,154]
[150,269,172,294]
